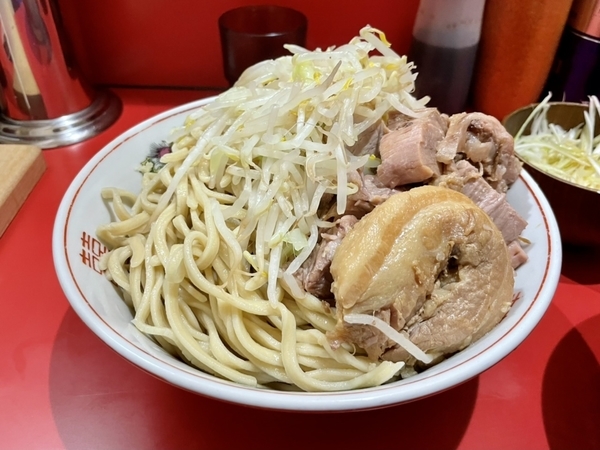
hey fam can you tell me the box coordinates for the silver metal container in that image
[0,0,121,148]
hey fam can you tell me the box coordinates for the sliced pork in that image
[436,112,522,193]
[328,186,515,363]
[376,108,447,188]
[508,240,529,269]
[305,107,530,373]
[294,215,358,301]
[326,171,399,219]
[435,160,528,268]
[346,121,383,157]
[439,161,527,244]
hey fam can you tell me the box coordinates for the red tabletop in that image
[1,88,599,450]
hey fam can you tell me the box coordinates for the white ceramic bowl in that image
[53,97,562,412]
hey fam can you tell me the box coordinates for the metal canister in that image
[0,0,121,148]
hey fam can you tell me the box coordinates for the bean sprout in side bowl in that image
[503,93,600,247]
[53,27,562,412]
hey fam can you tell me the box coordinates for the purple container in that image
[542,0,600,102]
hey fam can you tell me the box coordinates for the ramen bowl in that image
[52,97,562,412]
[503,101,600,248]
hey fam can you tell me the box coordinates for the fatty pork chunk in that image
[437,112,522,193]
[328,186,515,365]
[321,170,403,221]
[375,109,449,188]
[341,170,400,219]
[435,160,528,269]
[293,215,358,302]
[346,120,383,157]
[299,171,403,300]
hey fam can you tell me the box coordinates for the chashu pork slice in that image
[328,185,515,363]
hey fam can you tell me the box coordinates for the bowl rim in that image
[518,158,600,194]
[52,97,563,412]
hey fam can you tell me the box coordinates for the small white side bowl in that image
[503,101,600,248]
[52,97,562,412]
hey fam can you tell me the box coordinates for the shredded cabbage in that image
[514,93,600,191]
[152,25,427,306]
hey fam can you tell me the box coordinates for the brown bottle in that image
[408,0,486,115]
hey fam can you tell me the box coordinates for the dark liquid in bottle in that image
[409,38,479,114]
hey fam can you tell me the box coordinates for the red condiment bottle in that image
[470,0,574,120]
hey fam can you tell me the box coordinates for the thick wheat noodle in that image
[216,302,289,384]
[99,178,404,390]
[150,273,169,333]
[135,232,158,321]
[163,279,257,386]
[128,241,144,310]
[197,308,256,372]
[177,297,201,331]
[134,321,175,341]
[105,188,137,221]
[104,247,132,292]
[102,195,403,389]
[100,214,149,249]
